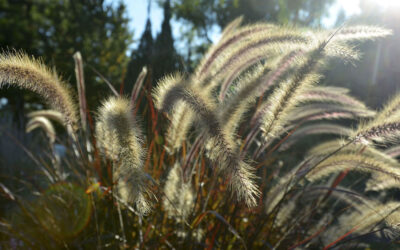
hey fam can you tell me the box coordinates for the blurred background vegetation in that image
[0,0,400,248]
[1,0,399,116]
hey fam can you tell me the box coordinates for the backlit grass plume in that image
[305,153,400,183]
[27,109,65,125]
[322,202,400,246]
[163,163,194,223]
[26,116,56,144]
[354,92,400,144]
[0,52,77,129]
[95,96,151,215]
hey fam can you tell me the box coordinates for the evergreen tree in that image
[125,3,154,94]
[171,0,335,66]
[153,0,182,82]
[125,0,182,93]
[0,0,132,121]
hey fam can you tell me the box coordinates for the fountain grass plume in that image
[298,86,367,108]
[195,21,278,79]
[308,139,400,166]
[287,102,375,123]
[354,93,400,144]
[279,123,352,151]
[95,96,151,215]
[27,110,65,125]
[163,163,194,223]
[323,201,400,245]
[205,31,311,86]
[26,116,56,144]
[330,25,393,42]
[305,154,400,183]
[0,52,78,129]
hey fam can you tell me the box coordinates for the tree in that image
[153,0,182,82]
[170,0,335,65]
[125,3,154,94]
[172,0,335,29]
[125,0,182,93]
[0,0,132,119]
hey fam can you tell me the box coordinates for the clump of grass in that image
[1,19,400,249]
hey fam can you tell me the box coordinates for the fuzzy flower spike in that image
[0,52,78,129]
[96,96,152,215]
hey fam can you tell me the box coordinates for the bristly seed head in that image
[0,52,78,129]
[96,96,152,216]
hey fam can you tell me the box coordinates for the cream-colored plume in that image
[163,163,194,223]
[96,96,151,215]
[0,52,78,129]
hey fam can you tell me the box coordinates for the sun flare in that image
[371,0,400,9]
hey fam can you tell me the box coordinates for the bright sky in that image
[125,0,163,42]
[125,0,221,54]
[125,0,176,51]
[323,0,361,27]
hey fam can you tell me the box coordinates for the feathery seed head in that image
[0,52,78,129]
[96,96,151,215]
[152,72,184,111]
[306,154,400,183]
[354,92,400,145]
[332,26,392,42]
[26,116,56,144]
[163,163,194,222]
[28,110,65,125]
[165,101,195,153]
[323,202,400,243]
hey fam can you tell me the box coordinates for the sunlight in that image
[324,0,400,28]
[323,0,360,27]
[338,0,361,15]
[372,0,400,9]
